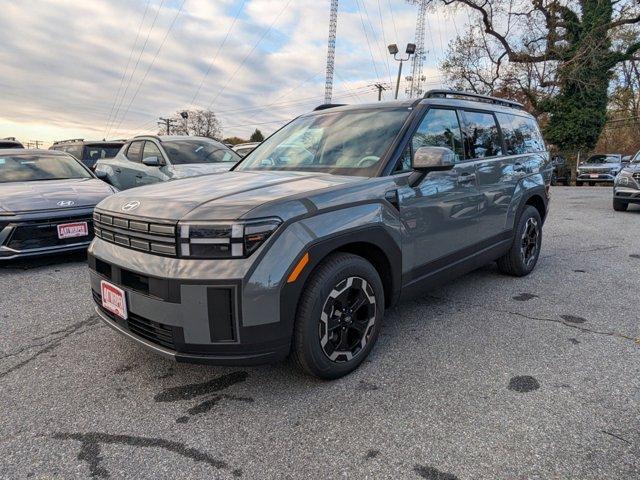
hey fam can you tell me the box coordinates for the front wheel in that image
[613,198,629,212]
[497,205,542,277]
[292,253,385,379]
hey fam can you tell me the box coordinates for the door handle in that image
[114,168,122,174]
[457,172,476,184]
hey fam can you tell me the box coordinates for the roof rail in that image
[314,103,347,111]
[52,138,84,144]
[1,137,17,141]
[424,90,524,109]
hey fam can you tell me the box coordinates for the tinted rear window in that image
[496,113,545,154]
[82,144,122,167]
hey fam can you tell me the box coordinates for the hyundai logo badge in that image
[121,201,140,212]
[57,200,75,207]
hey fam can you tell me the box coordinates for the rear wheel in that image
[613,198,629,212]
[576,181,583,186]
[292,253,384,379]
[550,173,558,186]
[589,181,596,186]
[497,206,542,277]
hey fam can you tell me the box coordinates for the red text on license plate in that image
[100,281,127,319]
[57,222,88,239]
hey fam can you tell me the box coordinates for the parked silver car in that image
[613,150,640,211]
[232,142,260,158]
[576,153,624,186]
[95,135,241,190]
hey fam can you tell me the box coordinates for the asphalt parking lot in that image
[1,186,638,479]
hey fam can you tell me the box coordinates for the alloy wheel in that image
[319,276,376,362]
[520,217,540,268]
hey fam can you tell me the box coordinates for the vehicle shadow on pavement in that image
[0,251,87,271]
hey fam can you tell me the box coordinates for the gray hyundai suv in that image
[88,90,551,379]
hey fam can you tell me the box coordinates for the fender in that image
[278,226,402,337]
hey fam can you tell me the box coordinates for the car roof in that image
[132,135,226,145]
[0,148,70,156]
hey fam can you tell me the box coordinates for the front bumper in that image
[613,186,640,204]
[0,208,94,260]
[88,240,292,365]
[576,172,617,183]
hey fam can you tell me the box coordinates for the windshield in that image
[234,107,411,176]
[0,154,92,183]
[82,145,122,167]
[585,154,620,164]
[162,140,241,165]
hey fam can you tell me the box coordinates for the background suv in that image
[576,153,624,185]
[613,150,640,211]
[88,90,550,379]
[94,135,240,190]
[50,139,126,171]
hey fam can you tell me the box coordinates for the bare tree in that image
[158,109,222,140]
[440,0,640,153]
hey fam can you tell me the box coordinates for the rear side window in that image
[64,145,83,160]
[461,111,502,159]
[497,113,545,154]
[126,141,143,162]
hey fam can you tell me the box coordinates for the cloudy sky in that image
[0,0,469,145]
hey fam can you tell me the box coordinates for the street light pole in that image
[388,43,416,100]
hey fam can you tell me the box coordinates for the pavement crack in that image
[53,432,233,478]
[425,295,638,344]
[0,316,100,379]
[602,430,632,445]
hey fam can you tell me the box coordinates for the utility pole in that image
[158,117,177,135]
[29,140,43,149]
[373,83,387,101]
[324,0,339,104]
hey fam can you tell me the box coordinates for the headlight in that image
[178,218,281,259]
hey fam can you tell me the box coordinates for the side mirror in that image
[94,170,108,180]
[142,156,161,167]
[413,146,455,172]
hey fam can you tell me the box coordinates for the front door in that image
[395,107,484,283]
[136,141,168,186]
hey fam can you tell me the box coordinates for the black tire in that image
[576,181,583,186]
[497,205,542,277]
[589,181,596,186]
[550,173,558,186]
[292,252,385,380]
[613,198,629,212]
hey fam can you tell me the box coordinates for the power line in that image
[188,0,247,108]
[203,0,294,112]
[111,0,187,134]
[354,0,381,81]
[103,0,151,138]
[106,0,166,137]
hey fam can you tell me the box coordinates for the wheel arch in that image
[279,227,402,335]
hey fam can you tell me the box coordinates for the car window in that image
[64,145,83,160]
[162,140,241,165]
[126,141,143,163]
[142,141,163,162]
[497,113,545,155]
[82,145,122,168]
[585,154,620,164]
[394,108,465,174]
[461,110,503,159]
[0,154,91,183]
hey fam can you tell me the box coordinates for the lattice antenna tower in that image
[406,0,430,98]
[324,0,339,104]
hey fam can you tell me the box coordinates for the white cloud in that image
[0,0,465,145]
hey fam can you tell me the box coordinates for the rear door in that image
[395,107,484,281]
[116,140,145,189]
[460,109,514,242]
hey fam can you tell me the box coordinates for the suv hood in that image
[0,178,114,215]
[96,170,362,221]
[170,163,235,178]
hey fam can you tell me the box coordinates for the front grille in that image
[93,211,177,257]
[93,290,176,350]
[6,216,93,250]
